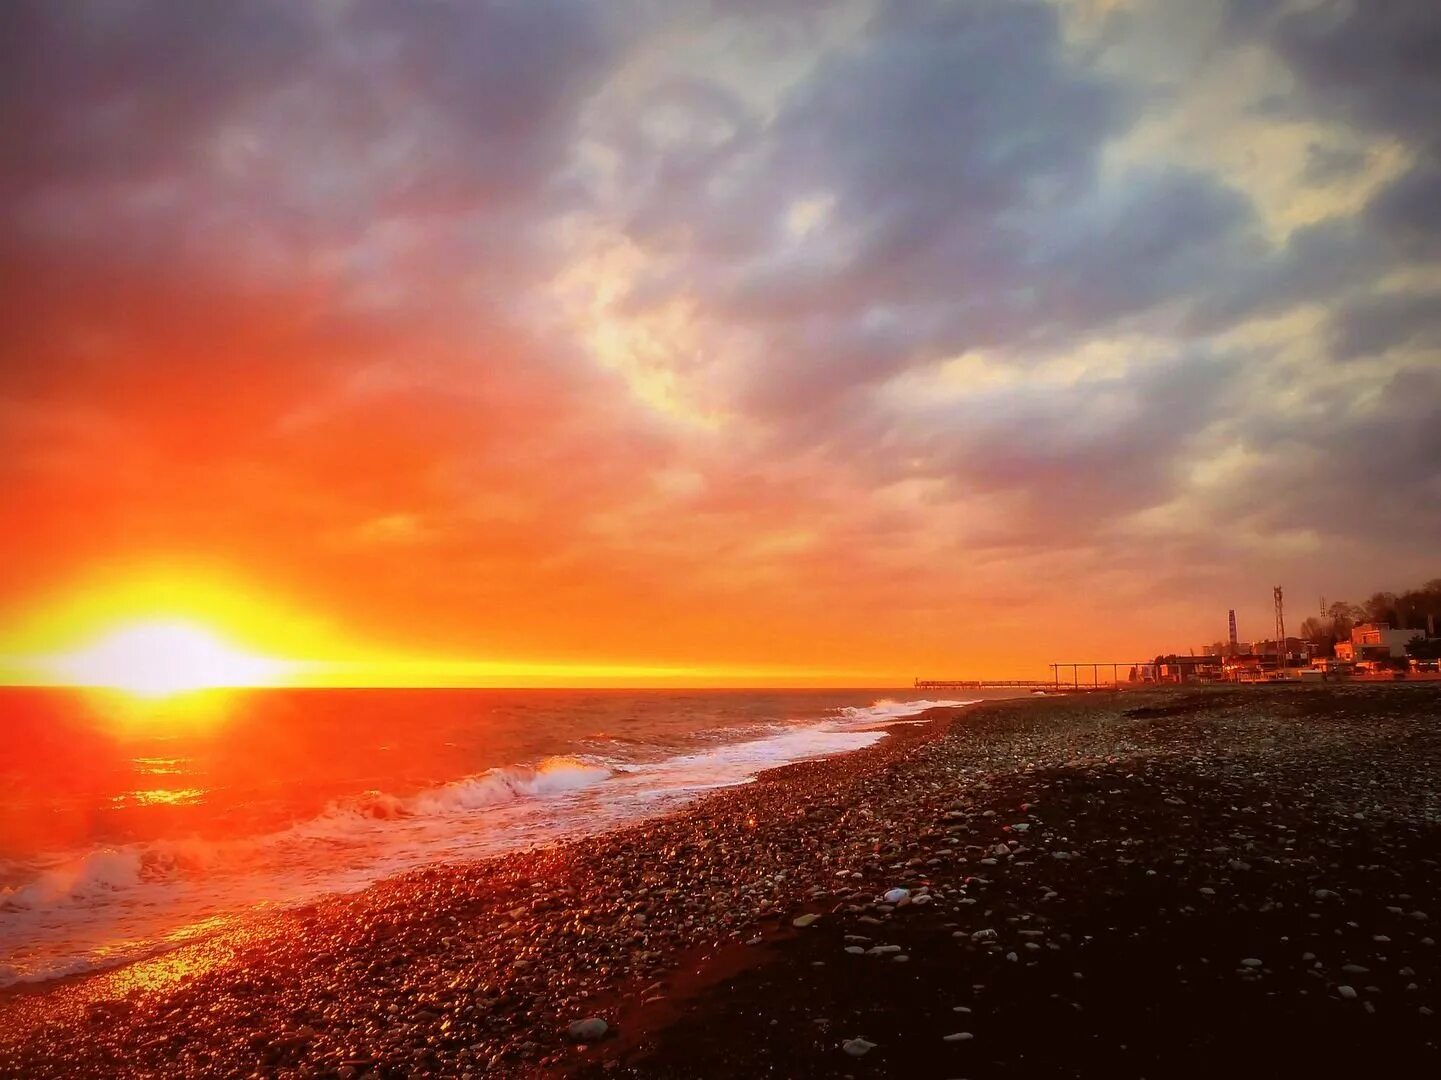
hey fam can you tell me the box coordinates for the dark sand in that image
[2,685,1439,1078]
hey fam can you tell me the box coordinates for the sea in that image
[0,687,1022,988]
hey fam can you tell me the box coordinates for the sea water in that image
[0,687,1015,986]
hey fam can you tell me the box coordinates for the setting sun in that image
[39,619,291,698]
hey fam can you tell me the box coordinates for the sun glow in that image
[0,567,871,692]
[40,619,291,698]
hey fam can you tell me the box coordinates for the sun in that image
[41,619,291,698]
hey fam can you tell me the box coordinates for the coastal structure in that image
[1336,622,1412,663]
[928,586,1441,688]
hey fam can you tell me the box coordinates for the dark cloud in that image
[607,1,1272,419]
[0,0,623,408]
[1264,0,1441,250]
[1182,0,1441,329]
[587,0,1267,546]
[1366,162,1441,255]
[1331,290,1441,361]
[0,0,317,196]
[1220,363,1441,549]
[1270,0,1441,150]
[890,349,1244,544]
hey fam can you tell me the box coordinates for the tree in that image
[1326,601,1362,640]
[1406,635,1441,661]
[1417,578,1441,638]
[1398,590,1423,632]
[1363,591,1399,627]
[1298,616,1334,657]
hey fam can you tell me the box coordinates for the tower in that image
[1228,609,1238,653]
[1273,586,1286,659]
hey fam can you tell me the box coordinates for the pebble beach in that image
[3,684,1439,1078]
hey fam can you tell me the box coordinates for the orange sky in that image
[2,1,1438,686]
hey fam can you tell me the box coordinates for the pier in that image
[917,661,1157,691]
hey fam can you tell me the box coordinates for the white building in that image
[1335,623,1412,662]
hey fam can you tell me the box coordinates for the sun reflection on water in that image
[111,788,207,808]
[83,686,243,736]
[130,757,187,775]
[97,935,238,996]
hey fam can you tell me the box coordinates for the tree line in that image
[1297,578,1441,659]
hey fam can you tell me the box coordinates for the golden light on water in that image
[38,619,291,698]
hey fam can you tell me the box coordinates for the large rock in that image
[567,1017,609,1042]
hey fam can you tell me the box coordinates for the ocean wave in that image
[833,698,980,724]
[0,757,614,912]
[0,838,237,911]
[1,848,144,909]
[409,757,611,814]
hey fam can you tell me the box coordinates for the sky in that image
[1,0,1438,685]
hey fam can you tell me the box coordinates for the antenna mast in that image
[1273,586,1286,661]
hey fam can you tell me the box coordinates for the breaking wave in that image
[347,756,613,820]
[3,757,615,912]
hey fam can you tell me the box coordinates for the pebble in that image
[1337,986,1358,1001]
[567,1017,609,1042]
[842,1037,877,1057]
[793,913,821,928]
[943,1032,975,1042]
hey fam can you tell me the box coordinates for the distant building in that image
[1335,623,1411,663]
[1249,637,1314,664]
[1155,656,1224,683]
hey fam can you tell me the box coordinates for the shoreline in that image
[3,685,1440,1077]
[0,702,965,1032]
[0,693,983,1001]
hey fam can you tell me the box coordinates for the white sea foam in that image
[1,848,145,909]
[833,698,980,724]
[410,757,611,813]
